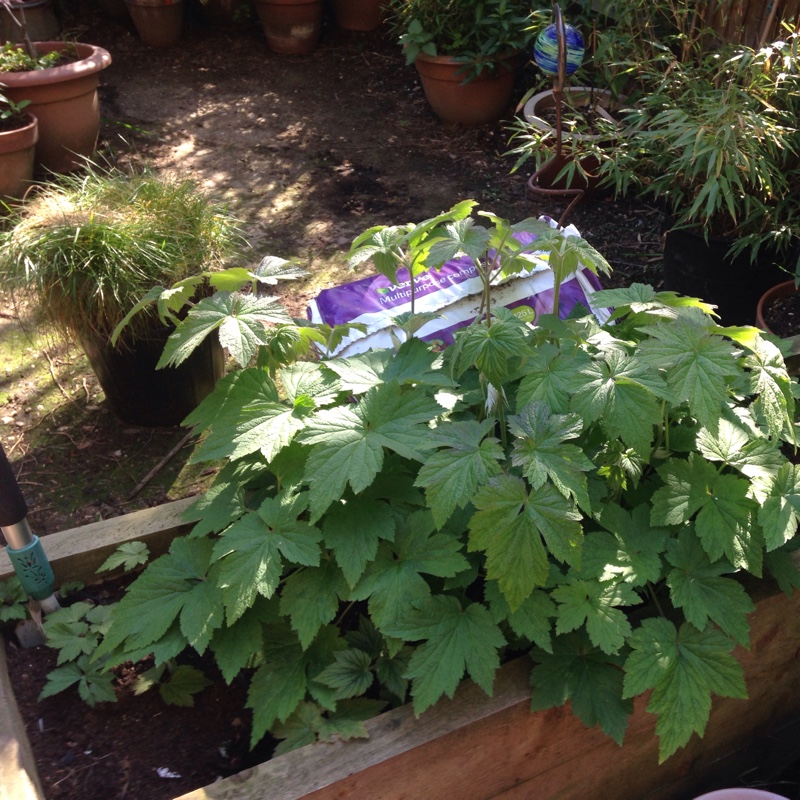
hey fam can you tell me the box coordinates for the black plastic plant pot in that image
[662,227,790,327]
[79,328,225,427]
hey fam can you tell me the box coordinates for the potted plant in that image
[386,0,533,126]
[0,164,248,426]
[0,86,37,202]
[621,35,800,326]
[124,0,184,48]
[0,28,111,175]
[332,0,384,31]
[0,0,58,43]
[506,84,630,194]
[575,0,800,325]
[56,199,800,783]
[254,0,323,54]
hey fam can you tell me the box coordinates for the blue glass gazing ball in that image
[533,23,585,76]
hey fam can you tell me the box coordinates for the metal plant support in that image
[527,4,586,228]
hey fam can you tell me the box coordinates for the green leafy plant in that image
[94,201,800,763]
[0,86,31,130]
[0,42,65,72]
[39,601,117,706]
[96,541,151,574]
[0,576,28,624]
[133,659,212,707]
[387,0,533,79]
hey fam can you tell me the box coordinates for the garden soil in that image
[1,3,676,799]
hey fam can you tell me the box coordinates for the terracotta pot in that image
[523,86,620,193]
[0,42,112,174]
[332,0,383,31]
[254,0,322,54]
[0,0,59,43]
[414,52,518,127]
[0,112,37,202]
[663,228,790,327]
[124,0,183,47]
[755,280,796,335]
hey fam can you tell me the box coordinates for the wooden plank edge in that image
[0,496,201,585]
[0,637,46,800]
[175,656,534,800]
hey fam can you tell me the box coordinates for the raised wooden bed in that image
[2,500,800,800]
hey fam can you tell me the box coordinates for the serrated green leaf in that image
[300,383,440,520]
[316,648,374,699]
[665,534,754,646]
[212,492,321,624]
[415,419,504,528]
[280,362,341,407]
[280,559,349,649]
[322,351,392,393]
[159,292,291,368]
[509,402,594,511]
[96,541,150,573]
[382,337,452,387]
[247,642,308,747]
[469,474,583,610]
[744,335,794,439]
[553,578,641,655]
[272,701,324,756]
[375,647,412,700]
[317,698,387,743]
[159,665,213,707]
[38,661,85,700]
[623,618,746,762]
[652,455,760,571]
[44,619,96,665]
[529,631,631,745]
[351,510,469,629]
[210,598,276,683]
[570,350,663,455]
[759,463,800,551]
[638,315,739,430]
[381,595,505,715]
[322,497,396,587]
[515,343,592,414]
[485,579,555,652]
[585,503,668,586]
[97,537,217,656]
[451,317,529,386]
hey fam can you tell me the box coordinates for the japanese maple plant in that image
[95,200,800,764]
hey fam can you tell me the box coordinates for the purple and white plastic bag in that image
[307,219,610,357]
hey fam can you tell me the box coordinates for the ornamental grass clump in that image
[0,164,246,344]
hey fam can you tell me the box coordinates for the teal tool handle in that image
[7,536,55,600]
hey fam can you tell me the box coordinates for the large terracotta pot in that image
[0,42,112,174]
[0,112,37,202]
[124,0,183,48]
[332,0,383,31]
[254,0,322,54]
[414,52,517,127]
